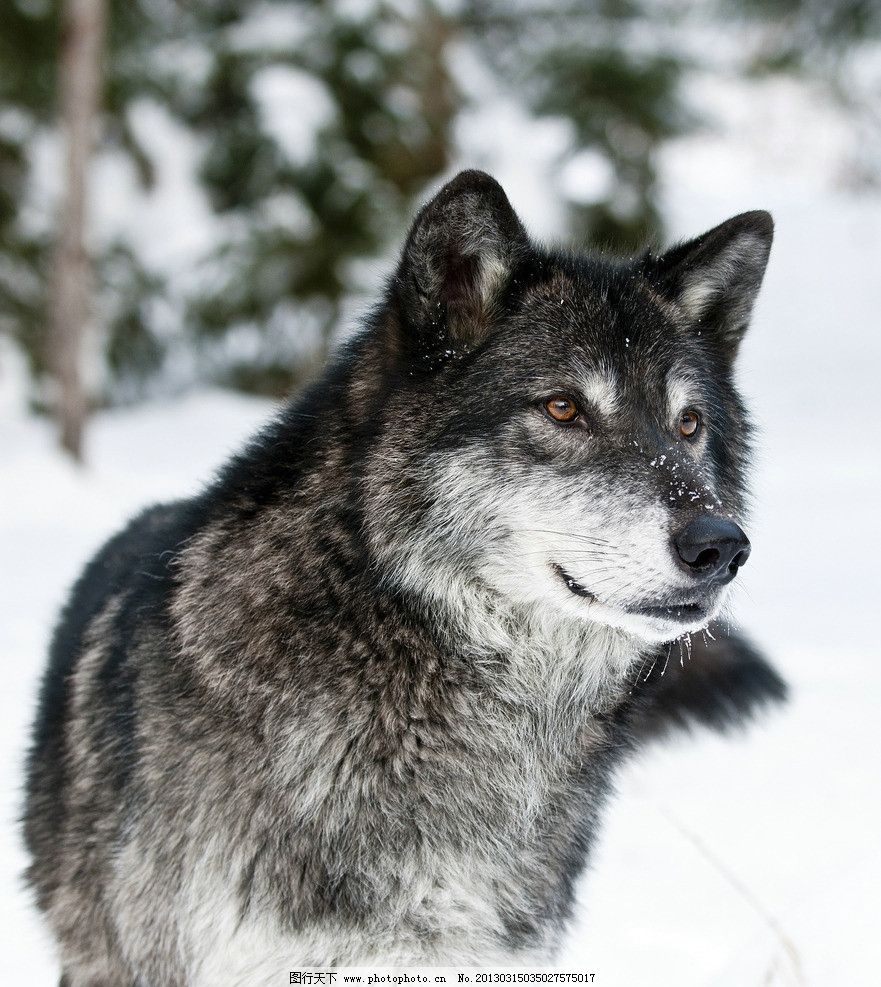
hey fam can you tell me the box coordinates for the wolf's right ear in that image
[391,170,529,355]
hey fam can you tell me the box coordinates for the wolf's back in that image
[22,498,197,899]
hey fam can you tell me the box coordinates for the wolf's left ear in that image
[392,170,529,352]
[641,211,773,357]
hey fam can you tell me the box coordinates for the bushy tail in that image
[623,628,788,743]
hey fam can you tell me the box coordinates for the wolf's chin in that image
[612,609,716,643]
[582,603,718,644]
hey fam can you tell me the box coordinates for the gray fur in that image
[23,171,785,985]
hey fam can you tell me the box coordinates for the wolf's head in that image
[363,171,772,650]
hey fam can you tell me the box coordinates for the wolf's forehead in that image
[520,269,697,408]
[524,268,673,347]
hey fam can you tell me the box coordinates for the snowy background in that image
[3,48,881,987]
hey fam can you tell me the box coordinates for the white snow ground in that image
[3,86,881,986]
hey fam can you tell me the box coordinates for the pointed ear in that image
[392,170,529,352]
[641,211,773,357]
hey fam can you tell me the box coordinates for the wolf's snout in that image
[673,516,751,581]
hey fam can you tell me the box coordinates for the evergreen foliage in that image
[0,0,877,403]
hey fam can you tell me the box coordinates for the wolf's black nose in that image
[673,516,751,581]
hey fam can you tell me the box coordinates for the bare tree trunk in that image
[50,0,106,461]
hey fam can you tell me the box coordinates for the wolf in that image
[24,170,785,985]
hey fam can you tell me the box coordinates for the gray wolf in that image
[24,170,785,984]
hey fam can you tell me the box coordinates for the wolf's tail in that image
[622,629,788,743]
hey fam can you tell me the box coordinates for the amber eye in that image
[544,396,580,423]
[679,409,701,438]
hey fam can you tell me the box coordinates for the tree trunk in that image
[50,0,106,461]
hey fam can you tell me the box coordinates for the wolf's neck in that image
[412,573,645,712]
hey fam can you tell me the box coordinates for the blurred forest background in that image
[1,0,880,459]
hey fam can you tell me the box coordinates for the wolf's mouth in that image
[554,564,713,623]
[627,601,711,622]
[553,564,596,600]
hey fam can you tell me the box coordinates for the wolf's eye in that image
[679,409,701,438]
[544,396,580,424]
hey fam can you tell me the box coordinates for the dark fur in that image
[24,171,785,983]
